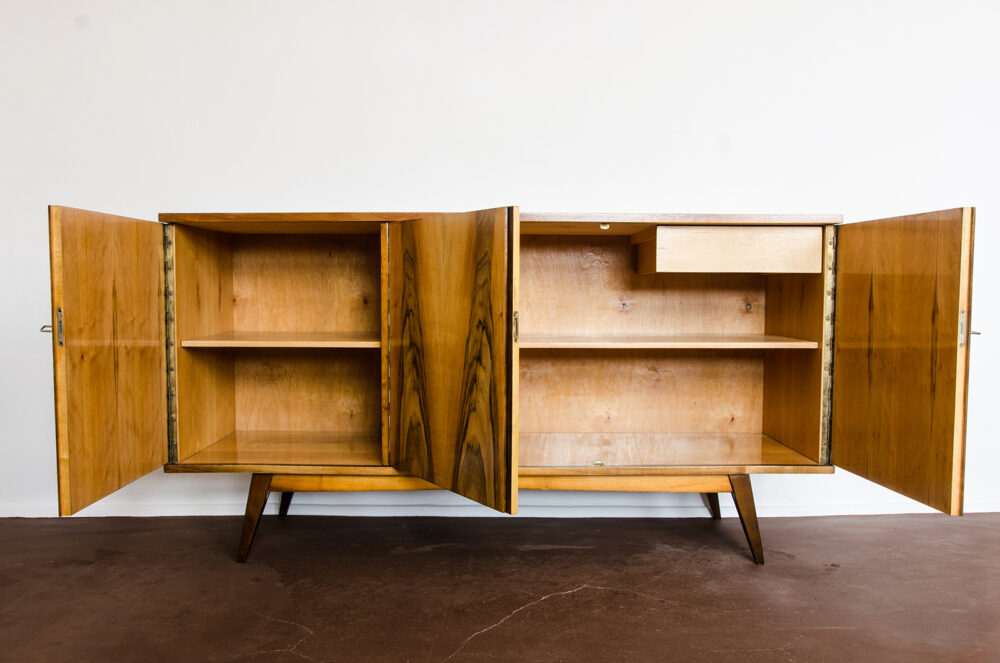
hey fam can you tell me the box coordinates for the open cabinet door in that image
[389,208,517,513]
[832,208,974,515]
[49,206,167,515]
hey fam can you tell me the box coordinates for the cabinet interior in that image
[517,230,830,472]
[170,223,387,469]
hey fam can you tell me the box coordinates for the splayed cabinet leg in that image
[278,492,293,517]
[237,473,273,563]
[703,493,721,520]
[729,475,763,564]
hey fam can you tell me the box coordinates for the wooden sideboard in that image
[47,206,975,563]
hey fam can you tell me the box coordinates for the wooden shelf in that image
[518,432,829,474]
[181,331,380,348]
[175,430,383,468]
[517,333,818,350]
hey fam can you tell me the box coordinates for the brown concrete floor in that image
[1,513,998,662]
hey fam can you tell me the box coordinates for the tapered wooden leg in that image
[237,474,273,563]
[703,493,721,520]
[278,492,293,517]
[728,474,764,565]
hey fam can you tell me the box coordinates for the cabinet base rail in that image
[235,473,764,565]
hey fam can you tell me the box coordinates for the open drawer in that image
[633,225,824,274]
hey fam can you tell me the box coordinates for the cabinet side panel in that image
[761,226,832,462]
[173,226,235,461]
[49,206,167,514]
[832,208,972,514]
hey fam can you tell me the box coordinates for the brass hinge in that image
[513,311,519,343]
[56,308,64,346]
[959,309,966,348]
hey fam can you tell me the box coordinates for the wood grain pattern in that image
[760,230,832,463]
[390,209,513,512]
[176,431,382,467]
[237,473,272,562]
[519,333,816,349]
[519,350,763,434]
[518,475,733,492]
[518,433,821,468]
[508,207,520,513]
[160,213,418,235]
[270,474,438,492]
[520,235,766,337]
[832,208,974,515]
[173,226,235,462]
[729,474,764,564]
[232,234,380,334]
[380,223,391,465]
[181,331,380,348]
[234,349,380,433]
[635,226,823,274]
[48,206,167,515]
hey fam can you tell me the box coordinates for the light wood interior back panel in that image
[519,235,765,336]
[173,226,235,462]
[832,208,974,515]
[519,350,763,434]
[232,234,380,333]
[235,349,380,433]
[49,206,167,515]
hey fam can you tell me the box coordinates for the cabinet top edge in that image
[519,212,843,225]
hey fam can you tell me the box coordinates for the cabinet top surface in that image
[159,211,842,234]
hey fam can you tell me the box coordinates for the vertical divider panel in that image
[172,226,235,461]
[380,222,391,465]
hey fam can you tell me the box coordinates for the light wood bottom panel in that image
[519,350,763,434]
[518,433,829,475]
[175,431,382,467]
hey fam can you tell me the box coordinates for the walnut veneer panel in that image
[390,209,513,513]
[48,206,167,515]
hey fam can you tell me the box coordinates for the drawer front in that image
[635,225,824,274]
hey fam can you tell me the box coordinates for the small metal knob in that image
[599,223,611,230]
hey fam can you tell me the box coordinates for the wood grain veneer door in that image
[49,206,167,515]
[389,208,516,513]
[832,208,974,515]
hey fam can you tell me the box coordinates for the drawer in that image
[633,225,824,274]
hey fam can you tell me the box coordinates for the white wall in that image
[2,0,997,518]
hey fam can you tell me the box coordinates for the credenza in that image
[46,205,975,563]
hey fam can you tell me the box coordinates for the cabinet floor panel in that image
[518,333,817,349]
[181,331,380,348]
[175,430,383,468]
[518,432,830,475]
